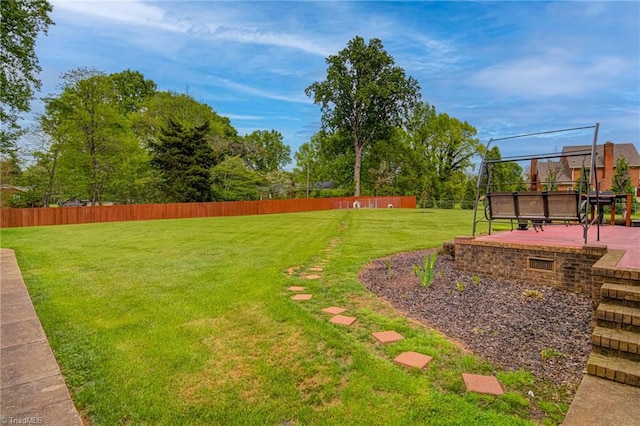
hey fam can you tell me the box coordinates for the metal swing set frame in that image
[471,123,604,244]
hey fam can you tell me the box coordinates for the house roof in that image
[563,143,640,169]
[0,184,27,192]
[536,160,572,183]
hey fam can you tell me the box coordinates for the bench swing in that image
[471,123,605,244]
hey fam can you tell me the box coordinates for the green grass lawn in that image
[1,209,567,425]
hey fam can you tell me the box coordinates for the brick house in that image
[530,142,640,197]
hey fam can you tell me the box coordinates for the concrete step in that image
[587,353,640,387]
[592,326,640,362]
[601,283,640,308]
[596,303,640,332]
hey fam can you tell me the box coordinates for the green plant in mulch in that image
[413,251,437,288]
[472,326,492,335]
[456,282,466,292]
[540,348,567,360]
[385,258,394,280]
[523,289,543,299]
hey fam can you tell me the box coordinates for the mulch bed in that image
[359,249,593,386]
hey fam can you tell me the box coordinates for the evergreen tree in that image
[460,177,477,209]
[149,119,214,202]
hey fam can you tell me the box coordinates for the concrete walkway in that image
[0,249,82,425]
[563,374,640,426]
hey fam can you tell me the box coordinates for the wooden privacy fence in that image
[0,196,416,228]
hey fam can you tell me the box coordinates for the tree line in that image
[5,67,292,206]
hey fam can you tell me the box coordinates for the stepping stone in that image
[303,274,321,280]
[462,373,504,395]
[309,267,324,272]
[394,351,433,369]
[322,306,346,315]
[329,315,357,326]
[291,294,313,301]
[286,266,300,276]
[372,331,404,344]
[287,286,305,291]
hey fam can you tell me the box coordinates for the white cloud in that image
[222,113,265,121]
[399,34,466,76]
[201,24,333,57]
[53,1,338,57]
[52,0,189,32]
[207,76,311,104]
[470,54,629,98]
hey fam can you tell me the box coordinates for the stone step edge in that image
[596,303,640,327]
[586,353,640,387]
[601,283,640,303]
[592,326,640,355]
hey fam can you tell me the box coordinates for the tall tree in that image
[134,91,237,160]
[293,139,318,197]
[23,123,61,206]
[243,130,291,172]
[483,147,526,192]
[305,36,420,196]
[148,119,214,202]
[405,102,482,202]
[363,128,420,196]
[109,69,157,115]
[210,156,264,201]
[37,68,158,205]
[1,0,54,156]
[42,68,132,205]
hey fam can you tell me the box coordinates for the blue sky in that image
[31,1,639,165]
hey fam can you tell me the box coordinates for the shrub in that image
[422,197,436,208]
[439,198,455,209]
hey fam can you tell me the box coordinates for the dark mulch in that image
[359,249,593,386]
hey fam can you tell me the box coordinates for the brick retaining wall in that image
[454,236,608,296]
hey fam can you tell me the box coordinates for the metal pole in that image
[592,123,600,241]
[472,138,493,236]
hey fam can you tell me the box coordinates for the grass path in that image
[1,209,564,424]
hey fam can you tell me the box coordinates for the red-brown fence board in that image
[0,196,416,228]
